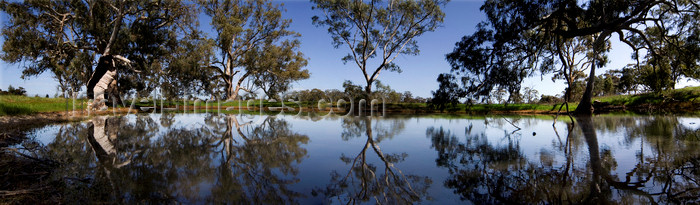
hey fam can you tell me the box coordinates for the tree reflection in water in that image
[46,114,309,204]
[427,116,699,204]
[204,114,309,204]
[315,117,432,204]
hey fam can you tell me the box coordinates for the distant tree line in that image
[286,80,427,103]
[0,85,27,96]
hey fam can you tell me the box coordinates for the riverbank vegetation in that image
[6,85,700,116]
[0,95,85,116]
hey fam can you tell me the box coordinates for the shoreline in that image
[2,101,700,134]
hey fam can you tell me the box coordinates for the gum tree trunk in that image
[365,82,373,100]
[574,31,611,115]
[87,55,118,110]
[575,61,596,115]
[229,72,251,101]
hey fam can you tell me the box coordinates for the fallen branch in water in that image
[1,147,57,166]
[0,187,47,197]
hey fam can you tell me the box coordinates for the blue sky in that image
[1,1,697,98]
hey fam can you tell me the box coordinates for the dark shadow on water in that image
[3,114,698,204]
[44,114,310,204]
[426,116,700,204]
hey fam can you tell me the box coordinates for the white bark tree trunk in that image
[88,56,117,110]
[92,70,117,110]
[87,55,131,110]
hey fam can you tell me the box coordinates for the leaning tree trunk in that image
[574,31,611,115]
[575,61,596,115]
[87,55,118,110]
[87,6,125,111]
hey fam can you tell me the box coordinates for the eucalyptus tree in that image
[311,0,447,98]
[445,0,699,115]
[521,86,539,104]
[428,73,465,111]
[199,0,308,100]
[159,31,218,99]
[632,26,700,91]
[251,41,310,99]
[551,36,599,103]
[0,1,197,102]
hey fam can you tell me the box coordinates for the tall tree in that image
[199,0,307,100]
[521,86,539,104]
[0,0,196,100]
[445,0,699,115]
[632,26,700,90]
[251,41,310,99]
[159,31,217,99]
[311,0,447,98]
[429,73,466,112]
[551,36,600,103]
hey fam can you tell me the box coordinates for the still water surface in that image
[25,114,700,204]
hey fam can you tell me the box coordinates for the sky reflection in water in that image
[27,114,700,204]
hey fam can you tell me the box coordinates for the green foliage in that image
[539,95,563,104]
[312,0,447,94]
[429,73,466,112]
[400,91,426,103]
[293,88,327,103]
[373,80,401,103]
[199,0,308,100]
[592,70,621,96]
[445,0,699,114]
[565,70,624,98]
[0,85,27,96]
[159,31,217,99]
[288,80,425,104]
[342,80,365,102]
[0,0,197,96]
[639,64,675,92]
[521,87,539,104]
[550,37,598,102]
[628,26,700,90]
[252,40,310,98]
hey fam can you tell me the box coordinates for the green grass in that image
[594,86,700,106]
[0,94,577,116]
[0,95,86,116]
[4,86,699,116]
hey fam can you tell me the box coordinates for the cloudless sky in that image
[1,0,697,98]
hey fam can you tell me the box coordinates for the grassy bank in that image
[0,95,86,116]
[2,86,700,116]
[595,86,700,107]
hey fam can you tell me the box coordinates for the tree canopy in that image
[1,0,312,101]
[199,0,309,100]
[442,0,700,115]
[312,0,447,96]
[0,0,197,97]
